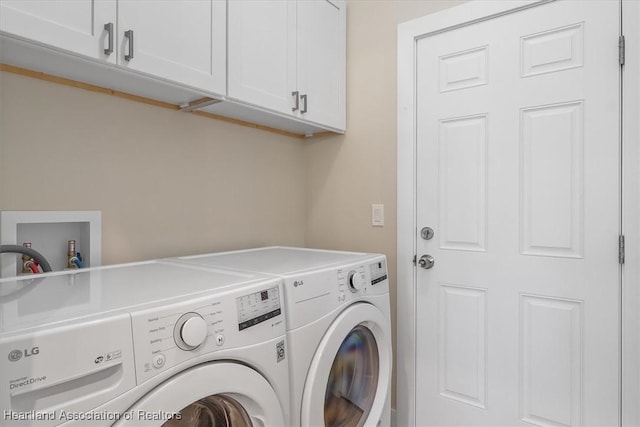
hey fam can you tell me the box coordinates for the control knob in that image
[348,270,366,292]
[174,313,208,350]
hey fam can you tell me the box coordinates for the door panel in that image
[415,1,619,425]
[118,0,225,94]
[520,294,583,426]
[227,0,297,115]
[296,0,346,130]
[438,284,487,408]
[0,0,116,62]
[520,101,584,258]
[438,114,488,252]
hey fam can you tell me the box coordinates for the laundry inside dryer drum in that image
[163,395,252,427]
[325,325,379,427]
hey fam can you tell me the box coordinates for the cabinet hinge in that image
[619,235,625,265]
[619,35,625,66]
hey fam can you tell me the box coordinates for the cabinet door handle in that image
[301,94,308,114]
[104,23,114,55]
[291,91,299,112]
[124,30,134,61]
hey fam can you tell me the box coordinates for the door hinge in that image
[619,35,625,66]
[619,235,625,264]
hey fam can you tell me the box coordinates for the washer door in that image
[301,303,391,427]
[115,363,285,426]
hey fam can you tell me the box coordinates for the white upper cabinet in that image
[117,0,226,94]
[227,0,296,115]
[0,0,117,63]
[227,0,346,132]
[296,0,345,130]
[0,0,345,136]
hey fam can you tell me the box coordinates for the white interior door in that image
[415,1,620,425]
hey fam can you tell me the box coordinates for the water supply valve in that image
[67,240,83,269]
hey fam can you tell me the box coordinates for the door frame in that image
[396,1,639,426]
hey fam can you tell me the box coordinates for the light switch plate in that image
[372,204,384,227]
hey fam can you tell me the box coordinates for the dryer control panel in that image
[336,258,388,303]
[283,254,389,330]
[369,259,388,285]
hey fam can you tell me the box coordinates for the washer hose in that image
[0,245,53,272]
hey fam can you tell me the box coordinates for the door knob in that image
[418,255,435,269]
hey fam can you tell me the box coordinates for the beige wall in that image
[0,0,464,413]
[305,0,465,408]
[0,72,307,264]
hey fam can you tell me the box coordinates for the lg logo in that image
[8,350,22,362]
[7,347,39,362]
[293,280,304,287]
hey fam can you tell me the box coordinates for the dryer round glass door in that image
[325,325,379,427]
[114,363,285,426]
[301,303,392,427]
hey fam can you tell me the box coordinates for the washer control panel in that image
[130,280,284,384]
[236,287,281,331]
[174,312,209,350]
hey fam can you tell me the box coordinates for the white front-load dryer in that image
[0,260,290,427]
[171,247,393,427]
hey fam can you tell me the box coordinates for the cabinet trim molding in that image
[0,63,314,139]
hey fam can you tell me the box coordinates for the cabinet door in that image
[227,0,296,115]
[296,0,346,131]
[0,0,116,63]
[118,0,226,95]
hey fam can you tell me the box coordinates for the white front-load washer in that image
[171,247,393,427]
[0,260,290,427]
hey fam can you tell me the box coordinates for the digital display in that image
[236,287,281,331]
[370,260,388,286]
